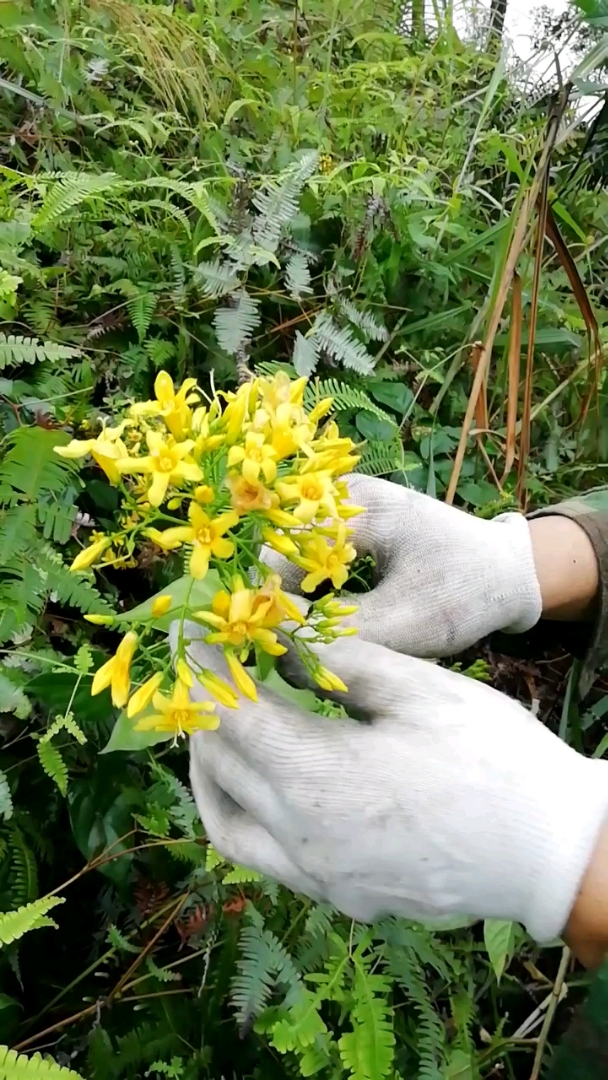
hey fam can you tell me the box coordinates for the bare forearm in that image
[529,516,599,622]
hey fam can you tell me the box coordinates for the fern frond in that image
[293,331,319,377]
[232,918,303,1025]
[0,333,81,370]
[356,440,401,477]
[0,671,31,721]
[305,378,393,424]
[195,258,239,299]
[7,826,37,906]
[127,294,157,343]
[312,312,375,375]
[150,762,198,838]
[222,865,263,885]
[0,1045,83,1078]
[0,895,64,946]
[0,769,13,821]
[252,151,319,255]
[40,712,86,746]
[0,428,76,506]
[36,544,111,615]
[107,924,140,954]
[213,290,260,356]
[339,300,388,342]
[32,172,127,229]
[285,253,312,299]
[37,741,68,797]
[339,962,395,1080]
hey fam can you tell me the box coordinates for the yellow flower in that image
[176,658,194,687]
[91,631,138,707]
[227,431,278,484]
[84,613,115,625]
[157,503,238,579]
[225,652,257,702]
[220,383,257,443]
[293,524,356,592]
[254,573,306,627]
[127,672,164,718]
[261,527,298,557]
[227,473,278,515]
[117,431,203,507]
[151,594,173,617]
[194,484,214,504]
[276,471,339,524]
[195,578,287,657]
[144,528,183,552]
[268,402,315,460]
[197,668,239,708]
[314,666,348,693]
[135,679,218,736]
[130,371,199,440]
[55,423,129,485]
[191,407,225,457]
[70,535,112,572]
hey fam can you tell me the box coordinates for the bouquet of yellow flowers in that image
[56,371,362,746]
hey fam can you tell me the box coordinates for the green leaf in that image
[355,411,396,442]
[101,706,173,754]
[113,572,220,629]
[0,1044,83,1077]
[0,896,65,946]
[369,382,414,415]
[483,919,516,982]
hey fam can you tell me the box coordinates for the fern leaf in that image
[151,762,198,838]
[285,253,312,299]
[213,290,260,356]
[0,429,77,505]
[195,258,239,299]
[36,545,111,615]
[293,331,319,377]
[0,333,80,370]
[145,956,182,984]
[107,925,140,954]
[7,826,38,906]
[32,172,127,229]
[232,920,303,1025]
[252,151,319,254]
[0,895,64,946]
[0,769,13,821]
[222,865,263,885]
[339,963,395,1080]
[0,672,31,721]
[339,300,388,342]
[312,313,375,375]
[0,1045,83,1078]
[305,379,393,424]
[127,294,157,343]
[40,712,86,746]
[37,741,68,797]
[356,440,401,477]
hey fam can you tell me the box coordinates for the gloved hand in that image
[263,474,543,657]
[183,624,608,943]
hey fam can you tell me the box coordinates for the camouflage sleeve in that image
[528,488,608,699]
[546,960,608,1078]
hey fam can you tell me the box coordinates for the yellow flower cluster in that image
[57,371,362,741]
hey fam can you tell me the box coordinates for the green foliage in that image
[0,0,605,1077]
[0,896,64,946]
[0,1046,82,1079]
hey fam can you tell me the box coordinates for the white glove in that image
[183,625,608,943]
[263,475,543,657]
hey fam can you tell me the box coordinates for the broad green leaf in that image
[483,919,516,982]
[113,572,220,630]
[101,705,173,754]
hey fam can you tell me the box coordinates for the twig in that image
[529,946,571,1080]
[108,894,188,1002]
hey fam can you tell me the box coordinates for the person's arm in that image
[528,490,608,697]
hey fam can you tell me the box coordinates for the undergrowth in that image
[0,0,607,1077]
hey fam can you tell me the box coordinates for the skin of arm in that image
[530,516,599,622]
[529,514,606,966]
